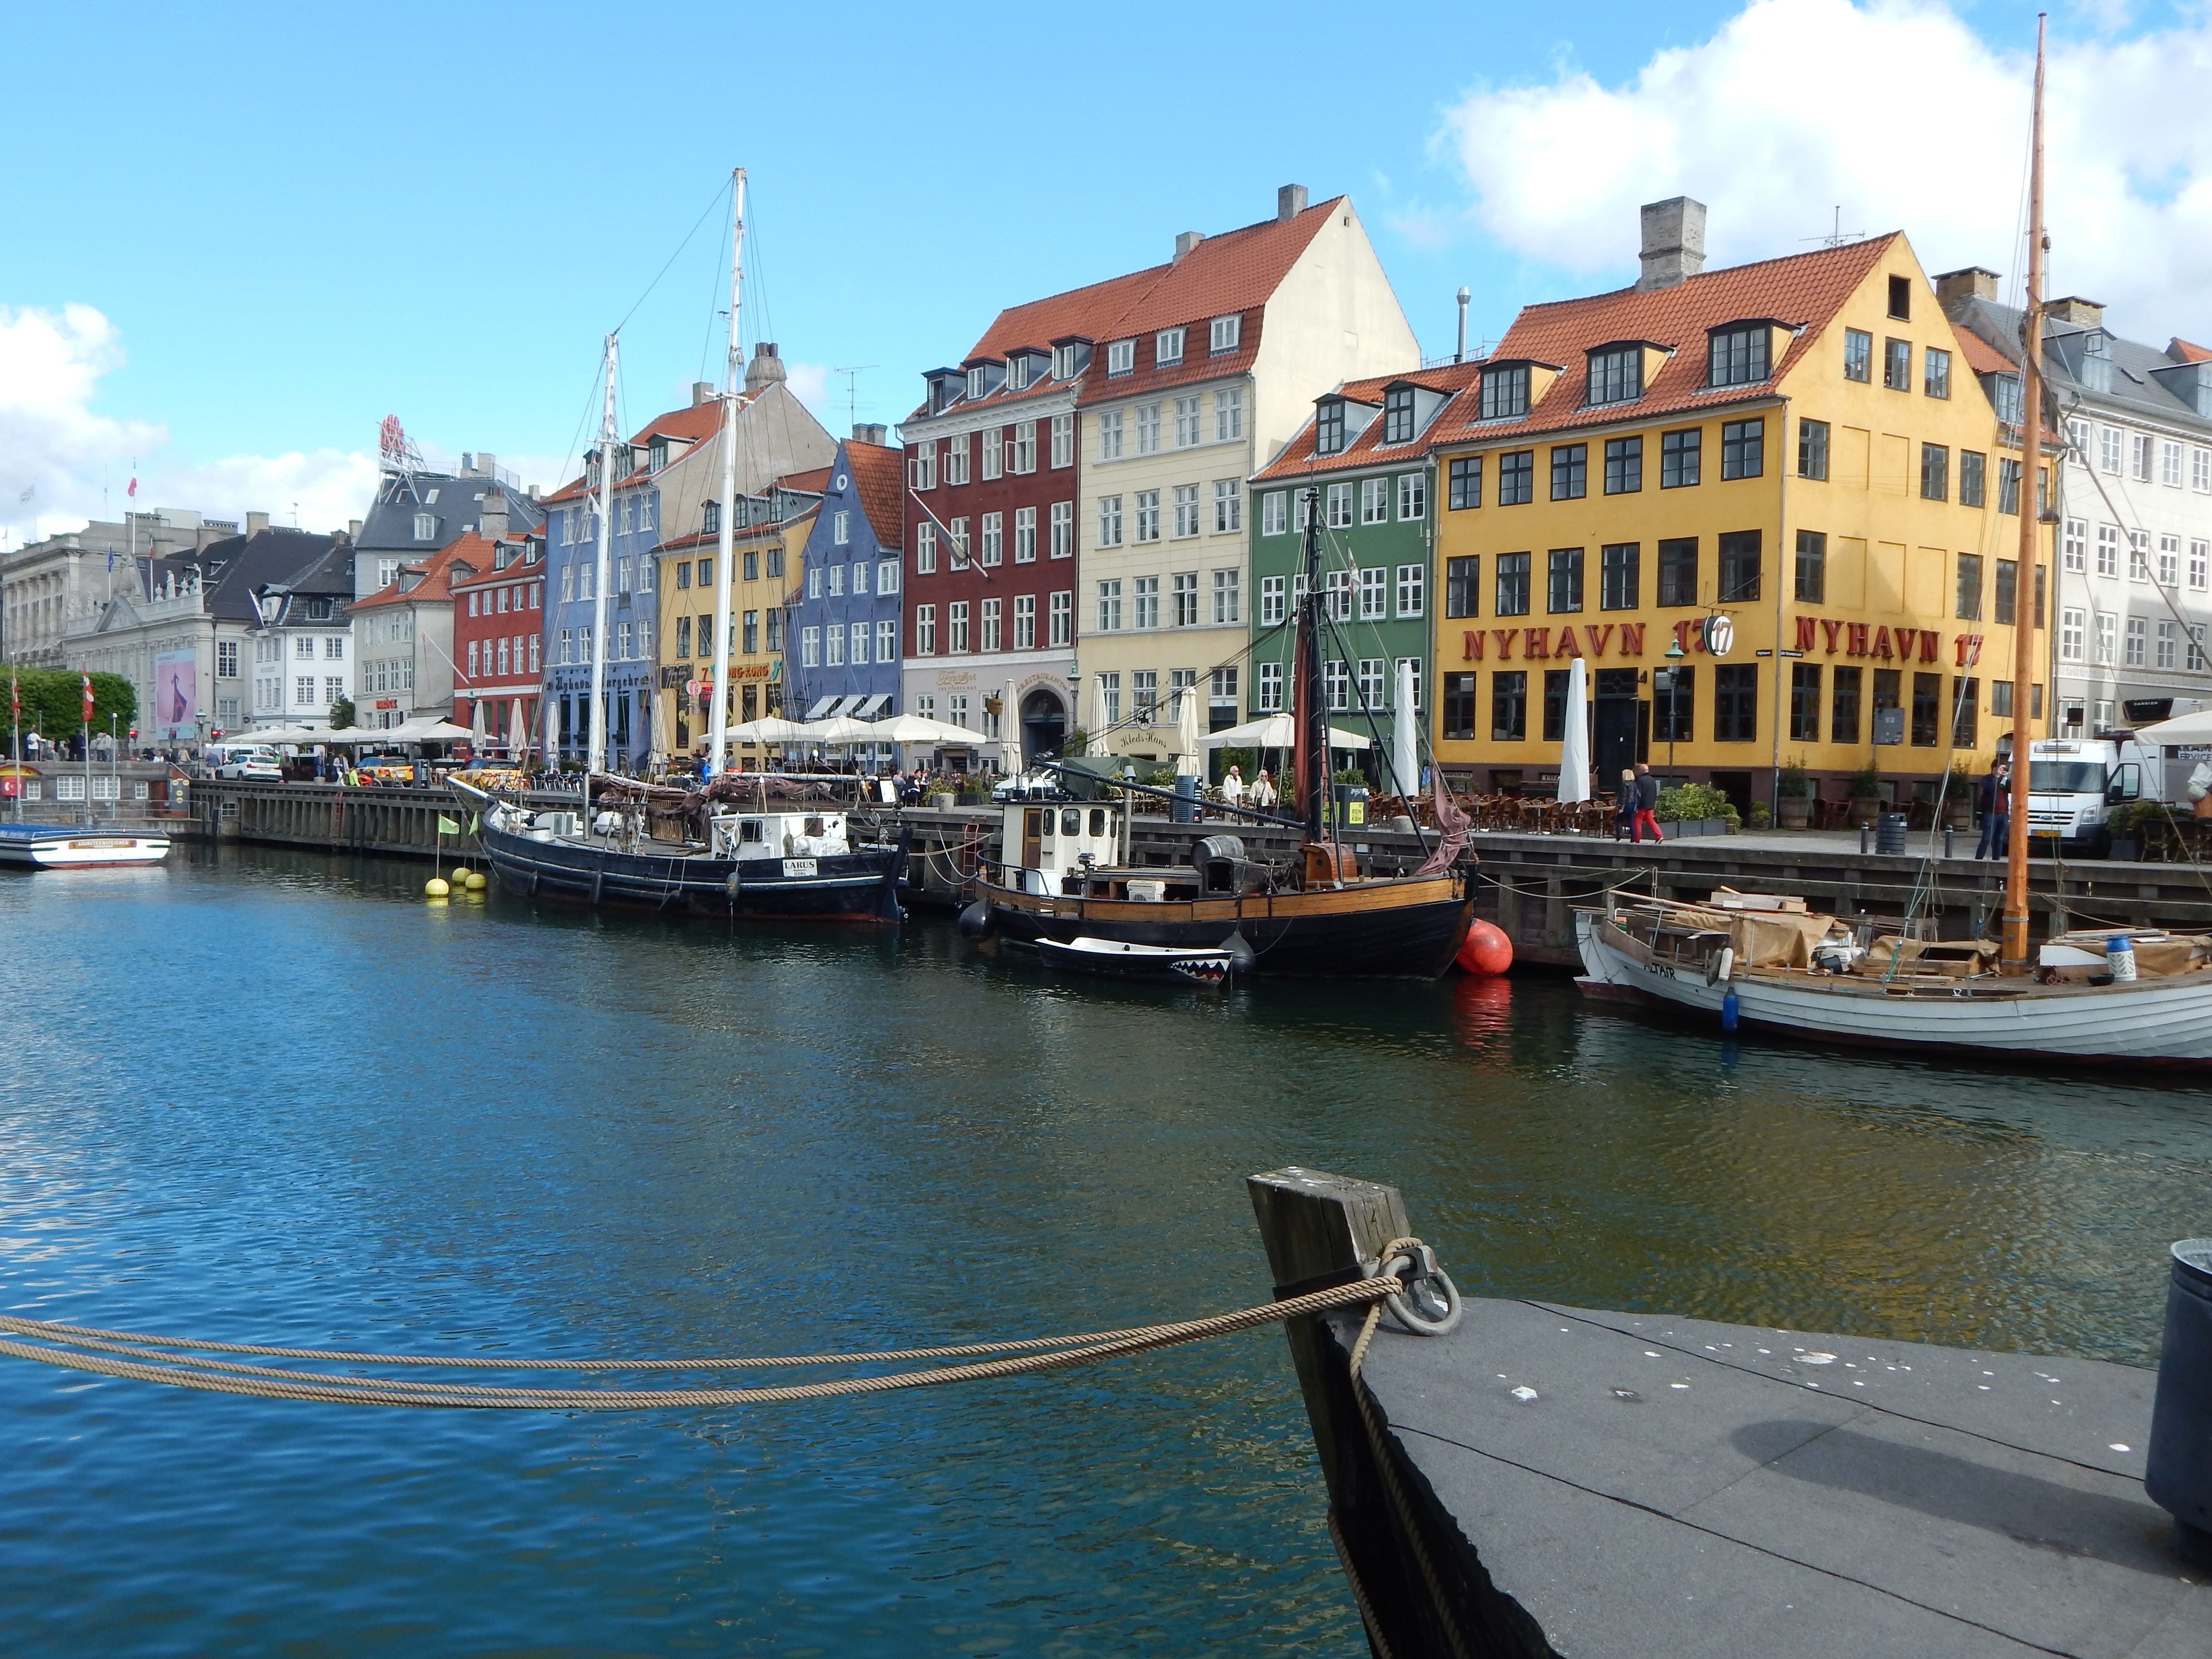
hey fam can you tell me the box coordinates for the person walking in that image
[1974,760,2011,859]
[1614,768,1638,840]
[1249,769,1278,809]
[1221,764,1247,808]
[1632,762,1664,843]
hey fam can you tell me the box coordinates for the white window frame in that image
[1261,574,1287,625]
[2100,427,2122,474]
[1012,421,1036,474]
[877,618,897,662]
[2131,529,2152,582]
[943,433,970,486]
[2094,611,2116,665]
[1325,482,1354,529]
[1209,314,1240,354]
[2097,524,2120,577]
[1174,396,1201,448]
[1136,403,1161,456]
[980,511,1003,566]
[1212,568,1240,625]
[1050,414,1074,468]
[2131,433,2153,482]
[1172,483,1200,539]
[1133,574,1160,629]
[832,509,850,545]
[1097,495,1123,548]
[878,558,901,594]
[1155,326,1185,366]
[1106,339,1134,376]
[2163,440,2185,488]
[826,622,844,665]
[1134,490,1161,543]
[1171,570,1199,627]
[2060,605,2086,662]
[1359,566,1387,620]
[981,427,1003,481]
[801,626,820,668]
[1050,500,1074,559]
[1014,592,1036,649]
[1360,477,1389,524]
[1261,491,1286,536]
[2126,614,2147,666]
[1396,564,1426,617]
[1096,579,1123,632]
[1049,589,1072,647]
[1013,505,1036,563]
[2062,517,2086,573]
[1098,410,1124,461]
[1257,660,1285,711]
[916,603,938,656]
[2192,541,2209,591]
[1398,474,1426,521]
[1215,387,1243,442]
[2160,534,2181,589]
[850,621,870,664]
[2195,449,2212,493]
[916,522,938,574]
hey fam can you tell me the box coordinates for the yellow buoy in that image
[464,872,487,890]
[425,877,451,897]
[449,866,473,882]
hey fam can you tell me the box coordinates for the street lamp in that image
[1661,635,1687,774]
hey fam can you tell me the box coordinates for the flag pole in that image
[82,676,93,830]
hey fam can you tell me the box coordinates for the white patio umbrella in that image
[1556,655,1591,803]
[726,716,811,744]
[1195,713,1371,750]
[243,725,325,745]
[386,717,475,743]
[868,714,992,745]
[1175,686,1202,778]
[2130,708,2212,745]
[794,715,877,743]
[1393,659,1419,796]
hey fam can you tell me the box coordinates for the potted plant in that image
[1846,765,1885,829]
[1776,761,1814,829]
[1749,801,1773,830]
[2105,800,2149,862]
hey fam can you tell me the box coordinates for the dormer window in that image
[1155,327,1185,366]
[1707,324,1772,388]
[413,512,436,541]
[1106,339,1134,376]
[649,438,669,472]
[1382,386,1416,445]
[1052,342,1081,379]
[1008,356,1031,392]
[1587,345,1644,406]
[1209,315,1241,354]
[702,500,721,535]
[1316,400,1347,457]
[1479,364,1530,421]
[965,367,985,400]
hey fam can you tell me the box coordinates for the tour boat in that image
[1034,934,1235,986]
[451,777,906,923]
[0,824,172,869]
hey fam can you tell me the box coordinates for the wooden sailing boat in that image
[974,486,1475,978]
[1575,21,2212,1067]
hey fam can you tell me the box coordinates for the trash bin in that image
[1875,811,1908,855]
[2148,1239,2212,1563]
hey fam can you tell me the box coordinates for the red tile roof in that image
[351,534,488,609]
[1453,235,1900,442]
[650,468,830,553]
[1255,360,1488,482]
[844,441,905,546]
[2171,337,2212,364]
[1951,323,2017,378]
[541,398,729,504]
[448,534,543,590]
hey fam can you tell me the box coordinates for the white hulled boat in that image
[0,823,172,869]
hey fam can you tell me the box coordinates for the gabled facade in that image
[1941,274,2212,735]
[1249,363,1485,781]
[786,433,905,727]
[244,536,357,731]
[5,508,236,671]
[354,456,541,601]
[450,505,547,755]
[348,535,482,729]
[1076,187,1419,762]
[1428,198,2050,817]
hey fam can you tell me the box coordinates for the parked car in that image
[205,743,282,782]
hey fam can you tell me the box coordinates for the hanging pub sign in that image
[1701,614,1735,656]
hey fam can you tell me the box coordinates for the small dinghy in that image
[1035,935,1234,986]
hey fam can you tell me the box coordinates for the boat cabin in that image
[1004,802,1125,891]
[710,811,851,862]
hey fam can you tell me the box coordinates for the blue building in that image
[786,430,906,735]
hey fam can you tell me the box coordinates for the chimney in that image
[744,341,787,396]
[692,380,717,407]
[475,452,496,479]
[1934,266,2001,306]
[1636,197,1707,291]
[480,493,510,541]
[245,511,270,536]
[527,483,541,500]
[349,518,363,539]
[1277,183,1308,224]
[1455,286,1471,364]
[1174,230,1205,261]
[853,422,888,446]
[2047,295,2107,329]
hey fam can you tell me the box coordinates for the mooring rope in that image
[0,1275,1400,1410]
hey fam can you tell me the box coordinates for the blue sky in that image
[3,0,2196,539]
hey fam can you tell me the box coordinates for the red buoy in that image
[1456,919,1514,976]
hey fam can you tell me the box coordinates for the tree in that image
[2,667,136,750]
[328,694,358,730]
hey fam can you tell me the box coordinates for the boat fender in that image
[724,869,742,896]
[1221,929,1256,976]
[958,898,994,940]
[1707,946,1735,987]
[1721,986,1740,1033]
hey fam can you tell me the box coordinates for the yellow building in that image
[1429,199,2051,818]
[653,471,826,769]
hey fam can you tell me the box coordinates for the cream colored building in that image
[1076,187,1418,757]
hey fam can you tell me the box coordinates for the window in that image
[1955,552,1983,620]
[1910,671,1940,746]
[1952,676,1979,747]
[747,550,763,585]
[1215,388,1243,442]
[879,618,900,664]
[414,512,436,540]
[1445,556,1480,619]
[1258,661,1286,712]
[980,598,1001,652]
[2097,524,2120,577]
[1097,496,1123,548]
[1094,580,1123,633]
[559,627,573,664]
[1794,530,1826,603]
[944,433,970,486]
[1382,385,1416,445]
[1014,593,1036,649]
[696,555,712,589]
[1787,662,1822,742]
[2161,534,2181,588]
[2127,615,2148,666]
[1991,679,2014,719]
[1661,428,1701,487]
[1039,501,1068,560]
[1480,364,1530,421]
[1325,569,1352,622]
[2193,541,2209,591]
[1498,450,1534,505]
[1449,456,1482,510]
[1995,560,2017,625]
[2131,529,2151,582]
[832,509,851,547]
[2095,611,2117,665]
[981,511,1003,566]
[2060,606,2085,662]
[1155,327,1185,366]
[1599,542,1639,610]
[2192,625,2209,672]
[1106,339,1134,377]
[1097,410,1124,462]
[949,600,970,652]
[1603,435,1642,495]
[1356,658,1386,713]
[2159,620,2179,669]
[2157,438,2183,488]
[1923,347,1951,399]
[1173,571,1200,626]
[1174,396,1202,449]
[1262,574,1288,624]
[1546,547,1584,613]
[1439,672,1477,740]
[1826,664,1861,744]
[2195,448,2212,493]
[1707,326,1769,387]
[1262,491,1287,536]
[2132,433,2153,482]
[743,611,759,655]
[1049,590,1071,647]
[616,621,633,661]
[915,523,938,574]
[1010,421,1037,474]
[824,623,844,666]
[1720,419,1763,480]
[980,428,1003,481]
[217,641,240,677]
[1587,345,1642,405]
[1314,400,1345,457]
[1213,568,1240,624]
[1715,663,1758,742]
[1358,566,1387,620]
[1133,670,1160,719]
[1013,505,1037,563]
[1136,404,1161,455]
[1495,551,1531,617]
[965,367,986,402]
[1135,491,1161,542]
[677,615,694,659]
[1209,314,1241,354]
[1325,482,1354,528]
[1214,480,1241,533]
[916,604,937,655]
[2098,426,2123,474]
[1882,337,1911,391]
[1551,443,1587,500]
[1397,473,1425,520]
[1920,443,1949,501]
[1658,537,1698,607]
[1395,564,1424,618]
[1843,328,1873,382]
[1716,530,1760,601]
[1491,670,1527,741]
[1361,476,1389,524]
[1998,458,2022,514]
[949,518,970,568]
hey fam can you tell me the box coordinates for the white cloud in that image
[784,360,832,418]
[1439,0,2212,338]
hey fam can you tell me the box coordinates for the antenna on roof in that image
[1805,206,1865,250]
[832,366,877,434]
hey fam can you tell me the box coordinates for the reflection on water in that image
[0,842,2207,1658]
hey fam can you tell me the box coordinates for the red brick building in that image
[450,525,547,756]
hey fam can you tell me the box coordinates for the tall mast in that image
[2001,14,2048,974]
[588,332,618,780]
[706,168,745,779]
[1297,489,1326,843]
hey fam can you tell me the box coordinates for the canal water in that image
[3,846,2208,1658]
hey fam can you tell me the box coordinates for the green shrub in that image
[1777,760,1812,798]
[1847,764,1885,799]
[1654,782,1732,822]
[1749,801,1772,828]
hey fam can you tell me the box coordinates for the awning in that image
[804,697,837,718]
[2130,709,2212,745]
[856,693,891,718]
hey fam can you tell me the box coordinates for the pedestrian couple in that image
[1614,763,1663,842]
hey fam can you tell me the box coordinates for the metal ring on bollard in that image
[1378,1245,1464,1337]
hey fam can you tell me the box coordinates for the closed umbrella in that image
[1556,656,1590,802]
[1393,659,1419,797]
[1175,685,1202,777]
